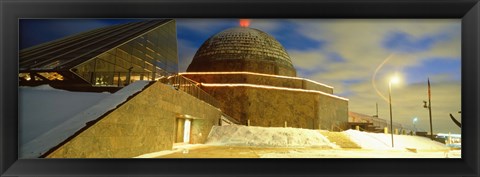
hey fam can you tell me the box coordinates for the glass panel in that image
[98,52,115,64]
[93,72,114,86]
[72,59,96,83]
[79,20,179,87]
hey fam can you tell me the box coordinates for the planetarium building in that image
[182,25,349,130]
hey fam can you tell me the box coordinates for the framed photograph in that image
[1,0,479,176]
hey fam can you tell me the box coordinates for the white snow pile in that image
[19,85,110,145]
[205,125,338,148]
[344,129,449,151]
[19,81,150,158]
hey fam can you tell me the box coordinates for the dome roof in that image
[187,27,296,77]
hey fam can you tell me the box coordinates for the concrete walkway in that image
[153,145,460,158]
[156,145,336,158]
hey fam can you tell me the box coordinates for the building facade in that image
[184,26,349,130]
[19,19,178,92]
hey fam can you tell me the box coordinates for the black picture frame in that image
[1,0,478,176]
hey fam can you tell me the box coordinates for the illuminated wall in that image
[182,72,348,130]
[181,72,333,94]
[198,84,349,130]
[46,81,221,158]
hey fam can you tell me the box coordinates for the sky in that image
[20,19,462,134]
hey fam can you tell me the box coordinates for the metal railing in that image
[164,75,221,108]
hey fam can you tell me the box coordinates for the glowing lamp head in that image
[413,117,418,123]
[390,76,400,84]
[239,19,251,27]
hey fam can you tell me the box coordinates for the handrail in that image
[221,112,239,124]
[164,75,221,108]
[331,123,344,132]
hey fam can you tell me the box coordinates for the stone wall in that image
[182,73,333,94]
[187,59,297,77]
[315,94,349,130]
[47,81,222,158]
[200,85,348,130]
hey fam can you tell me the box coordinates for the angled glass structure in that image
[19,19,178,92]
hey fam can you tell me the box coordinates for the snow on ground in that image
[20,81,150,158]
[138,126,458,158]
[19,85,109,144]
[344,129,449,151]
[205,125,338,148]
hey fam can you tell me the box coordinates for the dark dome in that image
[187,27,297,77]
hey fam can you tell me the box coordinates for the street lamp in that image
[388,75,399,148]
[413,117,418,134]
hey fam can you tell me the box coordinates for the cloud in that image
[249,19,283,33]
[282,19,461,133]
[176,19,237,35]
[346,77,461,133]
[383,32,441,53]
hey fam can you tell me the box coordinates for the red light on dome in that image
[239,19,251,27]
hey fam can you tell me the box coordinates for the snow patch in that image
[19,86,110,144]
[205,125,338,148]
[20,81,151,158]
[344,129,449,151]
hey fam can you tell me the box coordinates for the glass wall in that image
[72,20,178,87]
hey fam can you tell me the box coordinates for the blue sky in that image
[20,19,461,134]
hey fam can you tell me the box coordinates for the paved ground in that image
[152,145,459,158]
[154,130,364,158]
[143,130,459,158]
[157,146,306,158]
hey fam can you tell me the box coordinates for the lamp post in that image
[388,76,399,148]
[423,78,434,140]
[413,117,418,134]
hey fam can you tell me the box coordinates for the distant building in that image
[348,111,406,133]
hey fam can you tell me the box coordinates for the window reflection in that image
[71,20,178,87]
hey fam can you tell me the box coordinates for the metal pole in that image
[428,78,434,140]
[413,122,416,133]
[389,82,394,147]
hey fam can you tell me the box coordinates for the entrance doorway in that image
[175,118,192,144]
[183,119,191,143]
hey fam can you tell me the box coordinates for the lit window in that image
[37,72,64,81]
[18,73,31,81]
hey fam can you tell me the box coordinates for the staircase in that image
[319,131,361,149]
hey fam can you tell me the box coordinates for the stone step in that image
[319,131,361,149]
